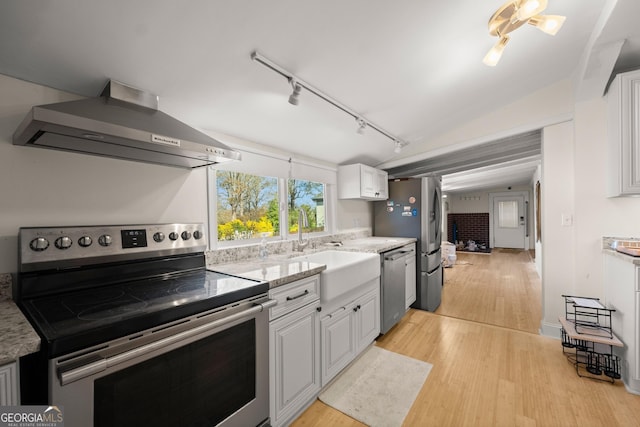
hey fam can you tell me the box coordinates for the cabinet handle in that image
[353,304,361,312]
[286,289,309,301]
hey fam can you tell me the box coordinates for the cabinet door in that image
[270,303,320,427]
[0,362,18,406]
[360,166,377,198]
[355,289,380,353]
[375,169,389,199]
[405,252,417,309]
[321,308,355,386]
[608,69,640,196]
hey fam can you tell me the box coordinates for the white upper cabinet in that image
[337,163,388,200]
[607,69,640,197]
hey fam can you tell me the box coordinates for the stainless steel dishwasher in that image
[381,243,415,334]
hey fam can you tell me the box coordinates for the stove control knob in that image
[55,236,73,250]
[78,236,93,247]
[193,230,203,240]
[29,237,49,252]
[98,234,112,247]
[169,232,179,241]
[181,231,192,241]
[153,232,165,243]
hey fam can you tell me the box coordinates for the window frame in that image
[207,167,332,250]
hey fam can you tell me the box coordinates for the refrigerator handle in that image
[434,185,441,244]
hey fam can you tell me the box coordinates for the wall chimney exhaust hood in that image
[13,80,241,169]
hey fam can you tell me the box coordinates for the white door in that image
[493,195,525,248]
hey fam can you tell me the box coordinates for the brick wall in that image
[447,213,489,246]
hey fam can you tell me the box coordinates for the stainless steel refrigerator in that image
[373,176,442,312]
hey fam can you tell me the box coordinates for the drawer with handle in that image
[268,274,320,320]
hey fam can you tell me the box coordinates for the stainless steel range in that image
[15,223,273,427]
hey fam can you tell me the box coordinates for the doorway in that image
[489,191,529,249]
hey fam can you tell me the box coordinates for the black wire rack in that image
[560,295,622,383]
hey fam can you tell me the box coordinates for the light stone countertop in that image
[602,236,640,265]
[210,237,417,288]
[603,248,640,265]
[333,236,417,254]
[211,259,326,288]
[0,273,41,365]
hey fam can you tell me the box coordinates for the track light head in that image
[394,141,403,153]
[288,80,301,106]
[356,118,367,134]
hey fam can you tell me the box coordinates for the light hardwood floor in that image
[438,249,542,334]
[291,249,640,427]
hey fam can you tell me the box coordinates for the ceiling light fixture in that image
[288,79,301,105]
[394,140,403,154]
[483,0,566,66]
[251,51,408,153]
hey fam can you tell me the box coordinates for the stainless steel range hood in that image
[13,80,241,168]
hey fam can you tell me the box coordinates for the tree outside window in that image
[287,179,325,234]
[216,171,279,240]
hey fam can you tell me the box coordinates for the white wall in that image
[448,185,531,214]
[336,199,372,231]
[0,75,208,273]
[540,121,575,337]
[447,191,489,213]
[381,79,574,169]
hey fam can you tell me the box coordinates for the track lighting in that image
[484,0,566,66]
[251,51,408,153]
[356,118,367,134]
[394,141,403,154]
[288,79,301,106]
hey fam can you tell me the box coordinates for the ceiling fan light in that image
[516,0,548,21]
[528,14,566,35]
[483,36,510,66]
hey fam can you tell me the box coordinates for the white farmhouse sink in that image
[290,250,380,303]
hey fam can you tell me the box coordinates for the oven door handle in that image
[59,299,277,386]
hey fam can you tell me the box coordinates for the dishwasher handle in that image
[384,250,414,261]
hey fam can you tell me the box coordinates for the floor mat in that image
[319,345,432,427]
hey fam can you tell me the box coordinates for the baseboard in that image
[623,381,640,396]
[540,321,562,339]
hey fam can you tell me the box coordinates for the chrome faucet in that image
[297,208,309,251]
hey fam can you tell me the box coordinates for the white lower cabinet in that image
[604,253,640,394]
[320,287,380,387]
[269,276,321,427]
[0,361,19,405]
[321,305,354,385]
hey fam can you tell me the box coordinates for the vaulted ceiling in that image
[1,0,639,191]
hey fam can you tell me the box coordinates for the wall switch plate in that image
[561,214,573,227]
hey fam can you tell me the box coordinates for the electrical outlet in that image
[561,214,573,227]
